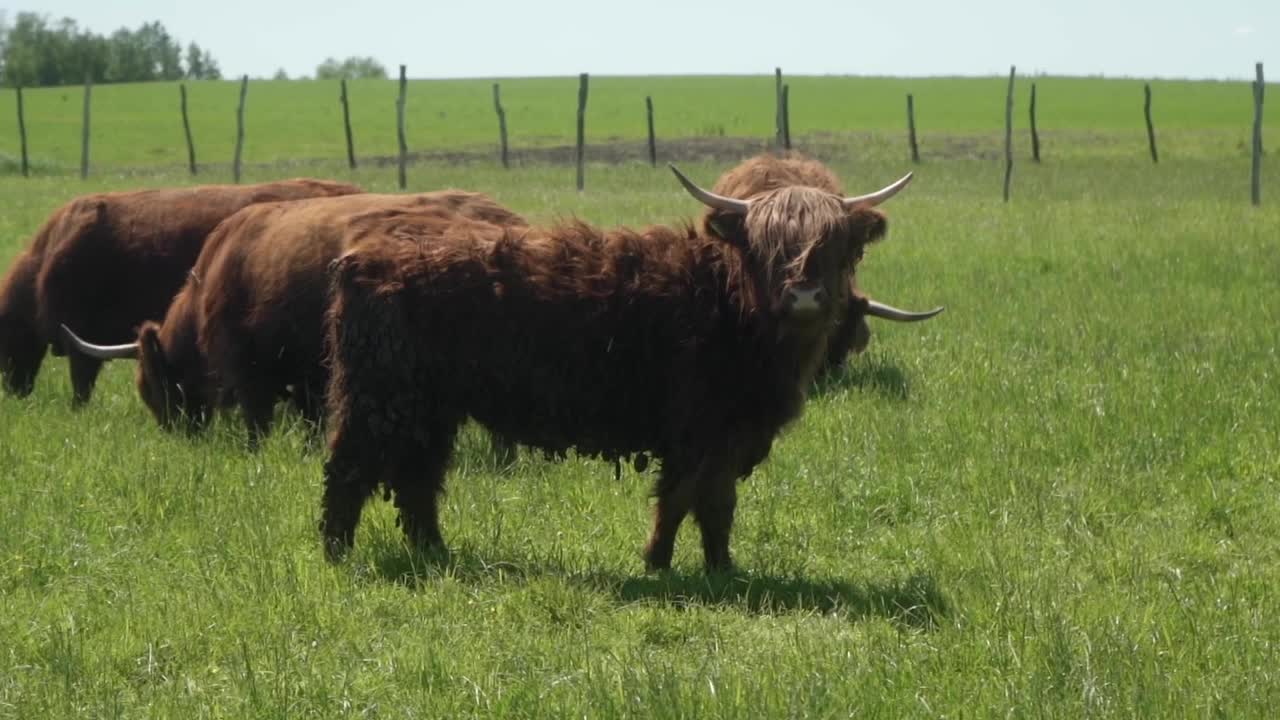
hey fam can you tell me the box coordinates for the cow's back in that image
[196,190,524,401]
[33,179,361,350]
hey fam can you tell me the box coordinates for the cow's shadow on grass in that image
[812,357,911,400]
[360,540,948,630]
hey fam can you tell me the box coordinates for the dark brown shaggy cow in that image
[0,179,362,403]
[702,153,942,372]
[318,165,921,571]
[62,191,526,453]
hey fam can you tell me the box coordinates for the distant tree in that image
[0,13,220,87]
[184,41,204,79]
[315,56,387,80]
[272,67,288,80]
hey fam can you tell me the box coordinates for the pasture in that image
[1,75,1279,717]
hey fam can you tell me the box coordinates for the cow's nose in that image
[786,286,826,313]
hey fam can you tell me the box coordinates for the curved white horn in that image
[843,173,914,209]
[865,300,944,322]
[60,324,139,360]
[669,164,750,215]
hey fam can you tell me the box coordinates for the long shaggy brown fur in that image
[702,153,875,371]
[320,185,890,571]
[0,178,362,402]
[134,190,525,446]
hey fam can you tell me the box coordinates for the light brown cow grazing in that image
[0,179,362,403]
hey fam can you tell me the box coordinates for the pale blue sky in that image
[19,1,1274,81]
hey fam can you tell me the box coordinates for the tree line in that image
[0,11,222,87]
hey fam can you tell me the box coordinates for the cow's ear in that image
[137,323,169,385]
[703,211,746,246]
[849,208,888,245]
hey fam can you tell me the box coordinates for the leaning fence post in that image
[396,65,408,190]
[340,78,357,169]
[492,82,509,169]
[1029,82,1041,163]
[575,72,589,192]
[781,84,792,150]
[80,73,92,179]
[1003,65,1015,202]
[1252,62,1265,206]
[233,75,248,183]
[180,84,198,175]
[774,67,784,147]
[645,95,657,167]
[1144,83,1158,164]
[907,93,920,163]
[16,87,29,178]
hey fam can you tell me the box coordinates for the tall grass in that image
[1,87,1279,716]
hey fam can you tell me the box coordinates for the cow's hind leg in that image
[487,432,517,468]
[319,442,378,562]
[643,459,696,571]
[389,419,460,553]
[67,352,103,407]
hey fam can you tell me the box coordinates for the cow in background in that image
[0,179,362,403]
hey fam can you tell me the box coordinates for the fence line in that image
[645,95,657,167]
[3,71,1271,204]
[340,78,357,169]
[396,65,407,190]
[1253,63,1265,206]
[233,75,248,183]
[180,84,198,175]
[493,82,509,169]
[774,67,784,148]
[781,84,792,150]
[80,74,91,179]
[1003,66,1015,202]
[1029,83,1041,163]
[576,72,589,192]
[906,93,920,163]
[1144,83,1159,163]
[15,87,29,177]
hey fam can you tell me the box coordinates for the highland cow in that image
[703,153,942,371]
[319,165,927,571]
[62,190,526,457]
[0,179,362,403]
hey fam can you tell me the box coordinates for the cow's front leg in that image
[693,465,738,572]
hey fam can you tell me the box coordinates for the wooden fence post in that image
[907,93,920,163]
[645,95,656,167]
[1003,65,1015,202]
[576,72,589,192]
[340,78,357,169]
[493,82,509,169]
[80,74,92,179]
[233,75,248,183]
[1253,62,1265,206]
[774,67,784,147]
[16,87,29,178]
[180,84,198,175]
[1144,83,1158,164]
[396,65,408,190]
[782,84,792,150]
[1030,83,1041,163]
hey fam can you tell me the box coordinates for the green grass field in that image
[1,74,1279,717]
